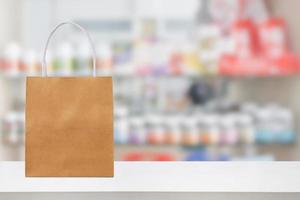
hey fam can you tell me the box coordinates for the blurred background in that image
[0,0,300,161]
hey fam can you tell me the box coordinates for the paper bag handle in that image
[42,21,97,77]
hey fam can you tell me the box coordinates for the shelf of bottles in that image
[1,14,299,161]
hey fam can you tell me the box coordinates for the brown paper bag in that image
[25,22,114,177]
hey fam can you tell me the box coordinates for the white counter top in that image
[0,161,299,192]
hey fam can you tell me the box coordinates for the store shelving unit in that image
[0,71,298,161]
[0,161,300,192]
[1,0,299,162]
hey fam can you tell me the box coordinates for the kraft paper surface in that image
[25,77,114,177]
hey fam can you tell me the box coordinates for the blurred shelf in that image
[1,71,299,80]
[219,53,300,77]
[115,143,296,148]
[0,161,300,192]
[114,143,297,161]
[0,73,207,79]
[0,73,27,79]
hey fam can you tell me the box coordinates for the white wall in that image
[0,0,21,46]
